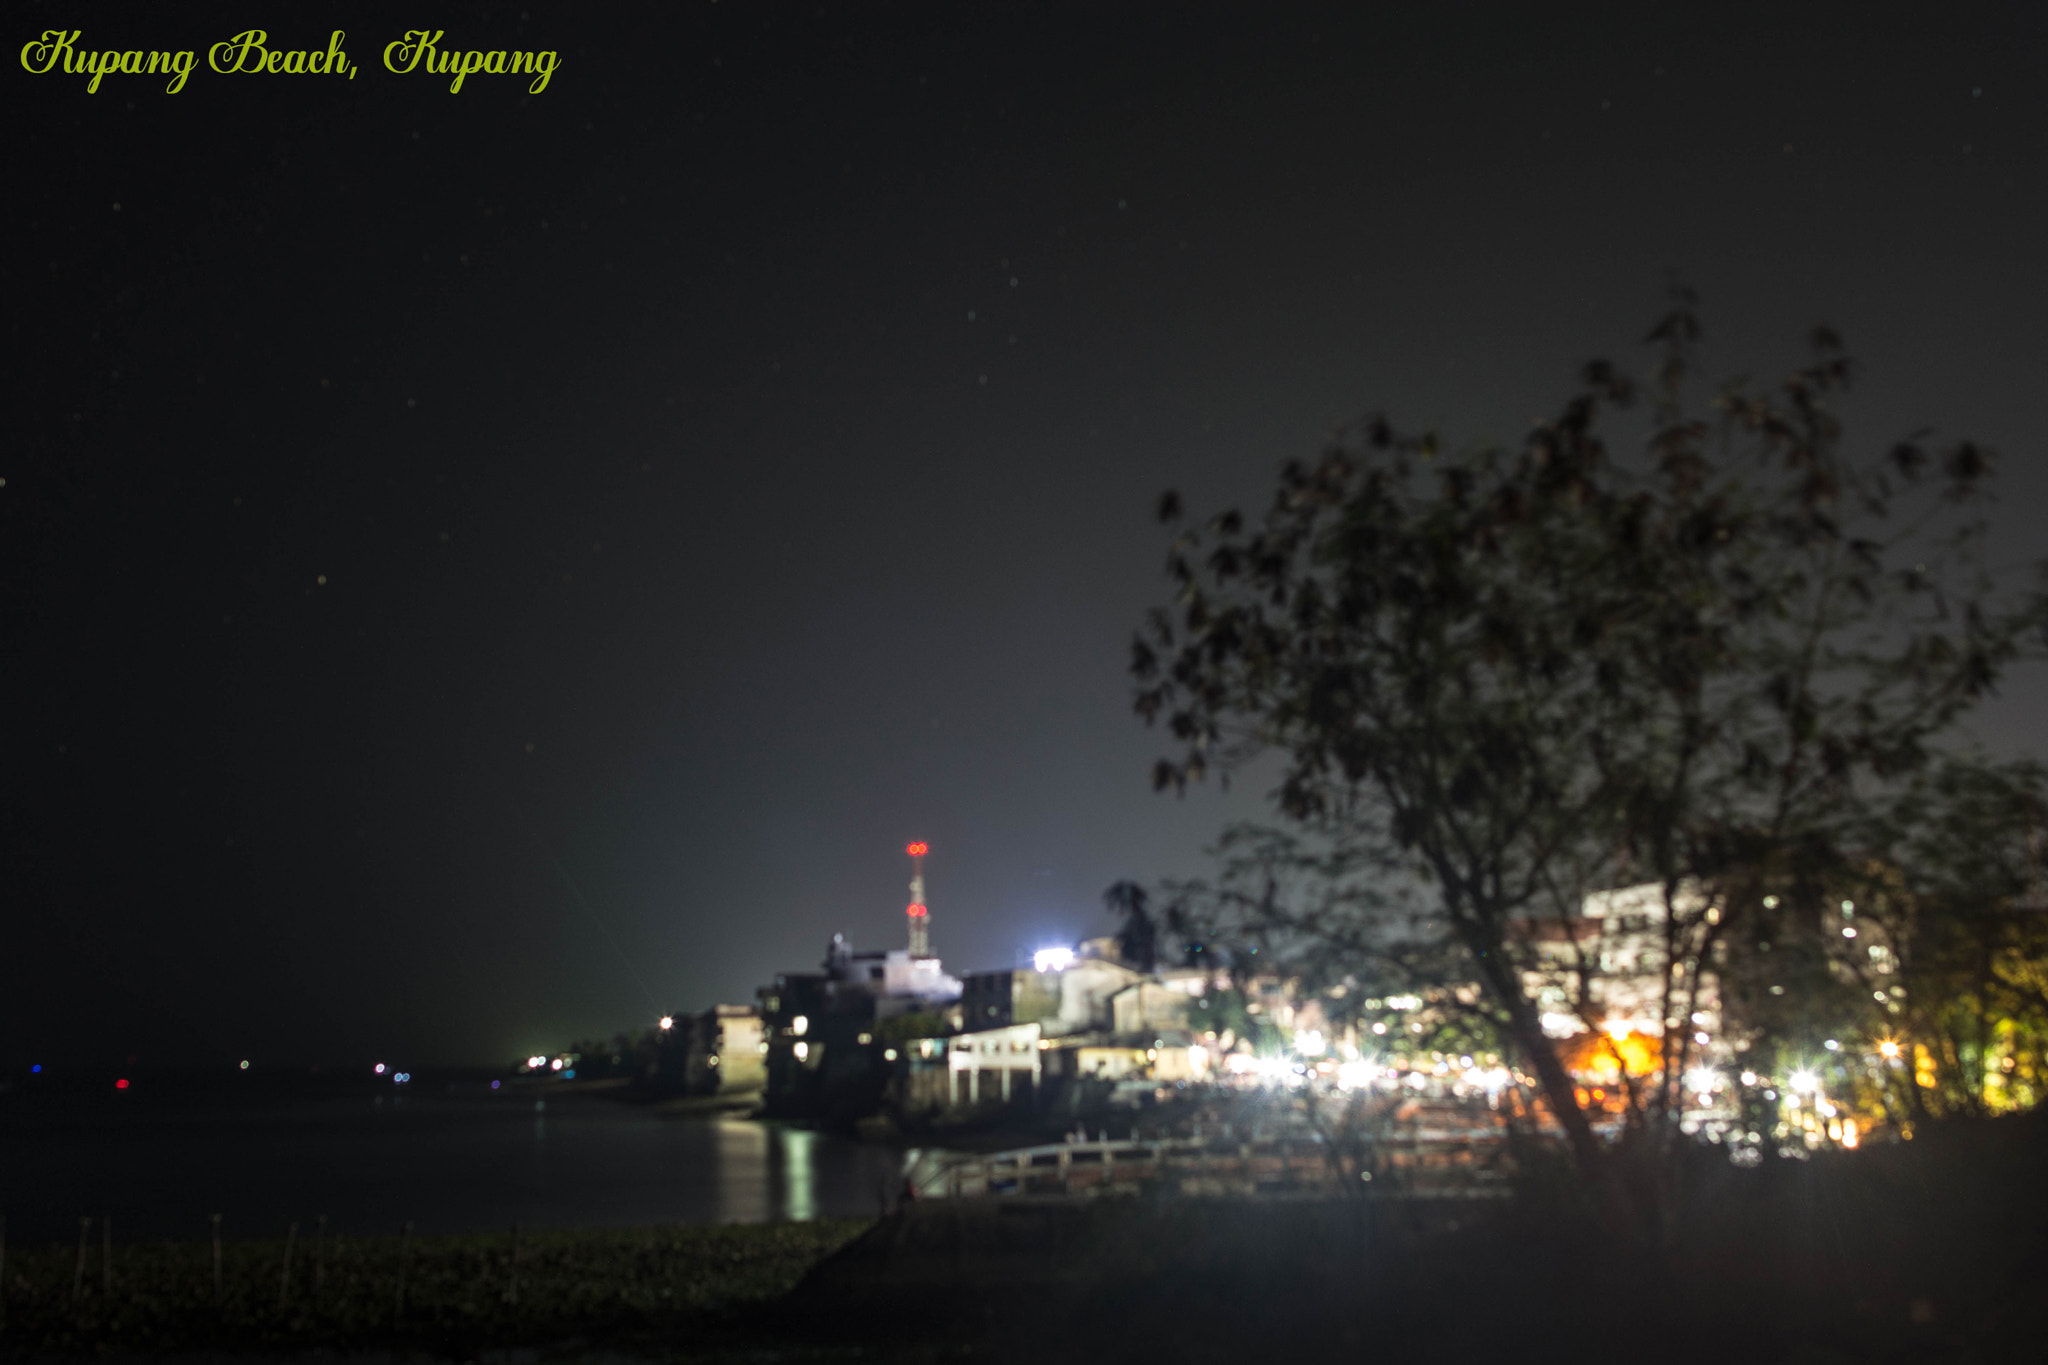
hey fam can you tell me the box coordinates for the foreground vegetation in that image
[0,1218,869,1358]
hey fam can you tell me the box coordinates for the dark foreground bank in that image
[5,1111,2043,1363]
[0,1220,869,1360]
[795,1120,2046,1365]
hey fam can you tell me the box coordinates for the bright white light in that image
[1033,947,1075,973]
[1384,995,1423,1011]
[792,1015,809,1036]
[373,1063,386,1075]
[1371,1022,1387,1035]
[793,1041,810,1061]
[1740,1070,1758,1086]
[528,1055,546,1070]
[1842,927,1857,939]
[1790,1069,1818,1093]
[884,1048,898,1062]
[1336,1059,1375,1089]
[550,1058,564,1071]
[658,1015,674,1030]
[1540,1012,1580,1037]
[1879,1040,1901,1059]
[1685,1067,1719,1096]
[1293,1029,1326,1057]
[1823,1039,1840,1051]
[1605,1020,1632,1041]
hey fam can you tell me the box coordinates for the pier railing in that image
[905,1131,1514,1202]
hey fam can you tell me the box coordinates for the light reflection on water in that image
[0,1091,901,1244]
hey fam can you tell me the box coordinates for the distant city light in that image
[1740,1070,1758,1085]
[1790,1070,1819,1093]
[239,1060,250,1070]
[393,1071,411,1084]
[1685,1067,1719,1096]
[491,1080,501,1090]
[527,1055,546,1069]
[792,1015,809,1036]
[884,1048,899,1062]
[906,842,928,857]
[794,1041,810,1061]
[1371,1022,1387,1035]
[115,1078,130,1090]
[31,1064,41,1074]
[1879,1039,1902,1058]
[906,903,928,918]
[1824,1039,1840,1051]
[658,1015,674,1030]
[1293,1029,1326,1056]
[374,1063,386,1075]
[1033,946,1074,973]
[550,1057,564,1071]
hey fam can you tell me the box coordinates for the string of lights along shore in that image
[905,842,930,958]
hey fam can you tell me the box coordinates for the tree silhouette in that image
[1132,290,2046,1209]
[1103,879,1159,973]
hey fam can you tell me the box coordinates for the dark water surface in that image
[1,1085,902,1245]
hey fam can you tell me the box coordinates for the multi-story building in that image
[759,933,962,1118]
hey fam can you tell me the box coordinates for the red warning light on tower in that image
[906,842,928,857]
[906,903,928,917]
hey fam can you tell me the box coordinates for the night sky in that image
[12,1,2046,1068]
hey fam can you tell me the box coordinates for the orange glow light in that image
[906,903,928,917]
[906,842,928,857]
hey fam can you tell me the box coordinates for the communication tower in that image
[905,841,930,956]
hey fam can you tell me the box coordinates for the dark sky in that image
[12,1,2046,1067]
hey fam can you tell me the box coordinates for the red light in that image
[115,1078,130,1090]
[906,903,928,917]
[906,842,928,857]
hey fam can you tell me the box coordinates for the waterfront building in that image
[759,932,963,1119]
[682,1004,766,1095]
